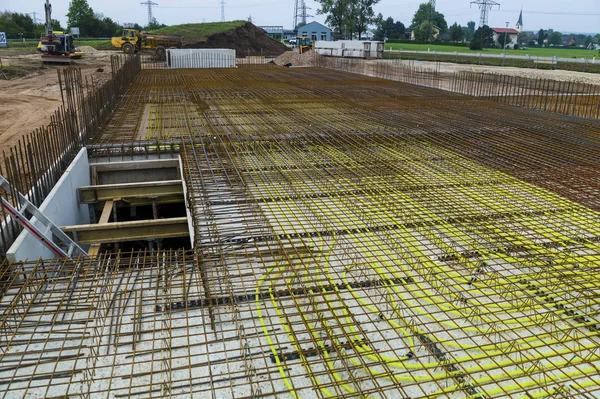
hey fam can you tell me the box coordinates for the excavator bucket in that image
[41,53,72,64]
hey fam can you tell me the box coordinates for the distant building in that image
[260,26,284,42]
[492,28,520,48]
[515,9,523,33]
[283,29,296,43]
[492,10,522,48]
[296,21,333,42]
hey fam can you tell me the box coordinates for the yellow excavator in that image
[111,29,183,59]
[37,31,84,60]
[38,0,82,63]
[295,36,312,54]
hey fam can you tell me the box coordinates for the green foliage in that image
[585,35,593,47]
[145,18,166,31]
[537,29,545,46]
[373,14,405,41]
[0,11,40,38]
[66,0,122,37]
[474,25,494,48]
[317,0,381,39]
[149,21,247,44]
[467,21,475,34]
[351,0,379,39]
[411,3,447,32]
[52,19,64,31]
[317,0,350,35]
[497,32,512,48]
[67,0,95,35]
[469,38,482,50]
[548,31,563,46]
[413,20,435,42]
[449,22,463,41]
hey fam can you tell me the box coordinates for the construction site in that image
[0,47,600,399]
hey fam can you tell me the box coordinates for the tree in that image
[462,26,473,41]
[67,0,97,36]
[352,0,380,39]
[517,31,528,44]
[537,29,545,46]
[474,25,494,48]
[467,21,475,34]
[585,35,593,47]
[413,20,435,42]
[145,17,167,31]
[52,19,64,31]
[317,0,351,37]
[497,32,512,48]
[449,22,463,41]
[548,31,563,46]
[411,3,447,32]
[469,39,482,50]
[373,15,405,40]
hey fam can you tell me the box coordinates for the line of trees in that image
[0,11,63,39]
[0,0,167,39]
[316,0,380,39]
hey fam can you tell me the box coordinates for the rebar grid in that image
[1,67,600,398]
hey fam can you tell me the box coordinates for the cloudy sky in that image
[3,0,599,34]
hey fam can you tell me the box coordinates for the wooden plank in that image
[78,180,184,204]
[62,217,189,245]
[88,200,114,257]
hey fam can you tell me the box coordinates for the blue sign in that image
[0,32,7,48]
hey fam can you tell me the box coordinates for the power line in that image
[29,12,40,25]
[470,0,500,27]
[140,0,158,25]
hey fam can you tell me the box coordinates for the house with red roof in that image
[491,9,523,48]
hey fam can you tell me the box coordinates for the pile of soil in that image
[184,23,288,57]
[274,50,323,67]
[77,45,99,54]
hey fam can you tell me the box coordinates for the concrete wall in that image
[7,148,91,262]
[166,49,237,69]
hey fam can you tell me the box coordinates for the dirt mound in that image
[77,45,99,54]
[184,23,288,57]
[274,50,323,67]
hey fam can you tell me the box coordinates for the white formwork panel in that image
[166,48,237,69]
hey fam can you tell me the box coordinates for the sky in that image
[1,0,599,34]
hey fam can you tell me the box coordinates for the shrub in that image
[469,39,482,50]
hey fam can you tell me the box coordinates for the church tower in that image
[515,9,523,33]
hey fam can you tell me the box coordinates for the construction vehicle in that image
[111,29,183,59]
[295,36,312,54]
[37,31,84,60]
[39,1,80,63]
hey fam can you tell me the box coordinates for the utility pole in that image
[30,12,40,25]
[293,0,311,29]
[140,0,158,26]
[220,0,226,22]
[470,0,500,27]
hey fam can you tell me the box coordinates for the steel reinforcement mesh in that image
[1,67,600,398]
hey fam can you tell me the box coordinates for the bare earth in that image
[0,50,113,153]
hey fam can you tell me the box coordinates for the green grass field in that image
[386,42,597,59]
[149,21,247,44]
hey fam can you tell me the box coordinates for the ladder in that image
[0,175,88,259]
